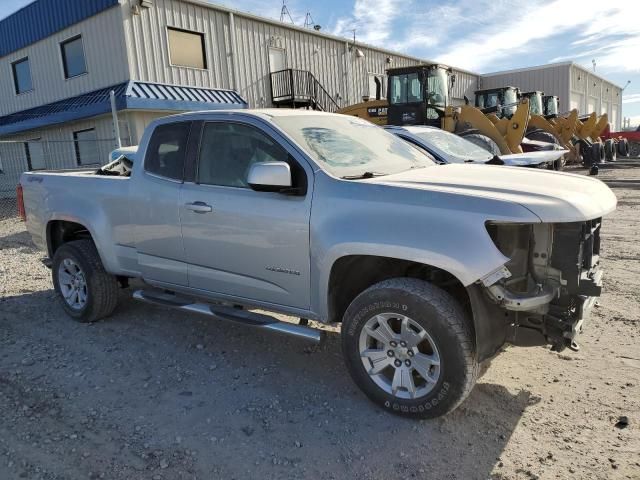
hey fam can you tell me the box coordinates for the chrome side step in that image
[132,290,324,344]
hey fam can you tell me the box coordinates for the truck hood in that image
[370,165,617,223]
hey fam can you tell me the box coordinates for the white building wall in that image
[0,6,130,116]
[118,0,478,109]
[570,65,622,131]
[480,63,571,111]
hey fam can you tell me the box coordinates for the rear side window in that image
[144,122,192,181]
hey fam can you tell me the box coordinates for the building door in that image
[268,47,286,73]
[611,105,618,131]
[570,92,583,113]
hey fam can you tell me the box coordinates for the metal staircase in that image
[270,69,340,113]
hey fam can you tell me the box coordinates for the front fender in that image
[308,175,541,321]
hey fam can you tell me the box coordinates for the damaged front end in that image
[481,219,603,352]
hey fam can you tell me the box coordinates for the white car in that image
[385,125,567,168]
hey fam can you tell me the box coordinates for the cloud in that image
[328,0,640,76]
[435,0,640,73]
[331,0,405,44]
[623,94,640,104]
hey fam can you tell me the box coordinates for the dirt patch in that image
[1,171,639,479]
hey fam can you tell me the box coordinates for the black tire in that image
[459,133,502,156]
[341,278,477,418]
[527,130,564,170]
[592,142,605,164]
[51,239,119,323]
[527,130,558,145]
[617,138,629,157]
[630,142,640,158]
[604,139,616,162]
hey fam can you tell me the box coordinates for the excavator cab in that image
[543,95,560,118]
[521,91,545,116]
[387,64,453,126]
[474,86,521,118]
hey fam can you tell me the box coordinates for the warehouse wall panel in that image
[0,7,130,116]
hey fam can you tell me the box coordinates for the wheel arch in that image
[326,254,472,324]
[47,219,94,259]
[326,254,512,362]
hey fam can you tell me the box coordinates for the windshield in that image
[411,129,492,163]
[425,68,449,107]
[528,93,544,115]
[502,88,518,118]
[545,97,558,115]
[272,115,435,177]
[389,72,422,104]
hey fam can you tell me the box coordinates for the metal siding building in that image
[119,0,479,108]
[481,62,623,130]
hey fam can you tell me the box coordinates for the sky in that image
[2,0,639,126]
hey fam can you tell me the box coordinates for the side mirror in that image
[247,161,292,193]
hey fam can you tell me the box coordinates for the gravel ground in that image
[1,161,639,480]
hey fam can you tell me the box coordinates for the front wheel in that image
[341,278,478,418]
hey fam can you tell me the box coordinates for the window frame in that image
[73,128,98,166]
[143,121,194,183]
[194,120,308,194]
[60,35,88,79]
[11,56,33,95]
[24,138,46,171]
[166,26,208,70]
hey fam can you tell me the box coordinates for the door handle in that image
[185,201,213,214]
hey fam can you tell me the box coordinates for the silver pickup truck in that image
[20,110,617,418]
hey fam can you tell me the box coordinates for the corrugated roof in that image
[0,0,120,58]
[0,81,248,136]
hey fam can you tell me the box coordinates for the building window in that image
[60,35,87,79]
[73,128,99,166]
[11,57,33,94]
[24,140,46,171]
[167,27,207,69]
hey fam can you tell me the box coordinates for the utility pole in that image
[110,90,122,149]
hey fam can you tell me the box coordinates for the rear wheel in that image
[617,138,629,157]
[604,139,617,162]
[459,133,502,156]
[341,278,477,418]
[592,142,605,164]
[52,240,119,323]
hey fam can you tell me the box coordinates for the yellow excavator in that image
[337,64,532,156]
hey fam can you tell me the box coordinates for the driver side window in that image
[197,122,289,188]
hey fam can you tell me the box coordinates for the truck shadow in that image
[0,227,39,254]
[2,289,536,480]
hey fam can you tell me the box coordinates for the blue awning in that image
[0,81,248,136]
